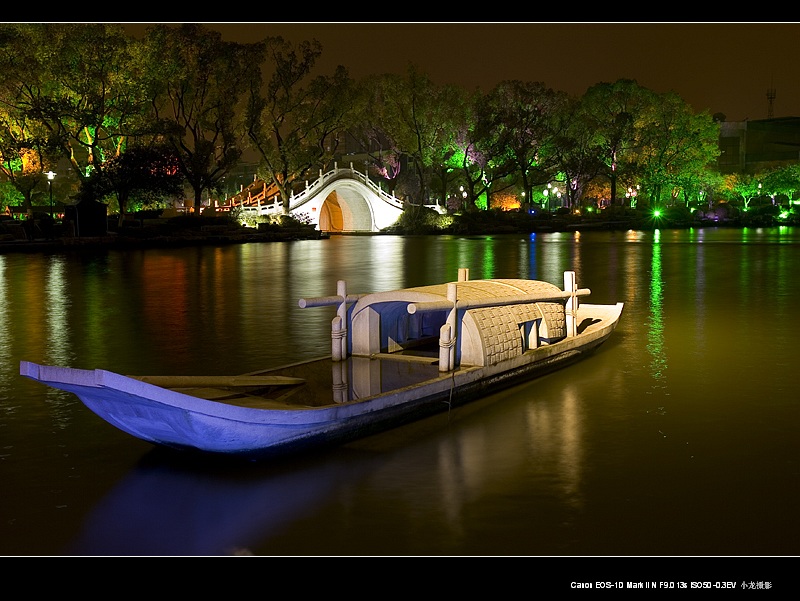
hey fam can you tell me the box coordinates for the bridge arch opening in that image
[318,192,343,232]
[315,186,376,233]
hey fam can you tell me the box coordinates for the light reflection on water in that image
[647,229,666,383]
[2,227,800,556]
[0,257,10,394]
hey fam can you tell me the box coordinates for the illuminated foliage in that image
[447,86,518,210]
[491,191,521,211]
[482,81,566,208]
[355,67,467,205]
[0,24,65,212]
[724,173,763,209]
[552,96,614,209]
[0,24,795,224]
[348,74,406,193]
[634,92,720,206]
[580,79,649,206]
[761,164,800,204]
[32,24,148,182]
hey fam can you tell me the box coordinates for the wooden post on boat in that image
[333,280,348,361]
[332,316,344,361]
[439,324,453,372]
[299,283,365,362]
[438,281,459,372]
[458,268,469,281]
[564,271,578,337]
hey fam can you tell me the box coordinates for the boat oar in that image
[128,375,305,388]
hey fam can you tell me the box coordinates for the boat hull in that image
[20,302,623,459]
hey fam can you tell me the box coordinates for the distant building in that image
[718,117,800,174]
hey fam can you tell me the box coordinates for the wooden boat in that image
[20,269,623,459]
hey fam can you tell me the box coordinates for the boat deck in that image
[160,302,621,411]
[238,353,451,409]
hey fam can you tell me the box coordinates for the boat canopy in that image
[348,279,570,367]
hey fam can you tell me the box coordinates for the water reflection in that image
[44,256,73,367]
[523,382,584,508]
[647,229,666,382]
[66,450,381,556]
[65,366,598,556]
[5,228,800,556]
[0,257,10,393]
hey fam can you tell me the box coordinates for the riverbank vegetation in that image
[1,23,798,237]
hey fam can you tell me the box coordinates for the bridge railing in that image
[230,164,442,219]
[288,163,405,212]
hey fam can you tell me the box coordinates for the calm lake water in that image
[2,228,799,566]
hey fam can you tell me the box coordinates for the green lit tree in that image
[723,172,764,209]
[12,24,154,203]
[449,87,516,211]
[0,110,59,216]
[0,24,70,215]
[761,164,800,205]
[633,91,720,207]
[672,166,724,209]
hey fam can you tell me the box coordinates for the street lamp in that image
[626,186,638,207]
[46,170,56,218]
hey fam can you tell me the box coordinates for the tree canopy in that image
[0,23,781,222]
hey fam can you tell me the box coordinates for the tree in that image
[20,24,151,198]
[141,24,263,215]
[87,144,185,226]
[449,87,515,211]
[246,36,354,213]
[549,95,607,210]
[357,67,465,206]
[633,92,720,207]
[672,166,724,210]
[483,80,568,209]
[347,75,406,196]
[723,172,763,209]
[761,164,800,205]
[0,109,58,215]
[0,24,69,215]
[581,79,650,206]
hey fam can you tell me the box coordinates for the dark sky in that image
[125,22,800,122]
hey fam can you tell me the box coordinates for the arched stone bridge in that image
[229,164,444,233]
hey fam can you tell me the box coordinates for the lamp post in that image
[46,170,56,218]
[626,186,638,208]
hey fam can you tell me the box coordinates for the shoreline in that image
[1,220,791,255]
[0,229,326,254]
